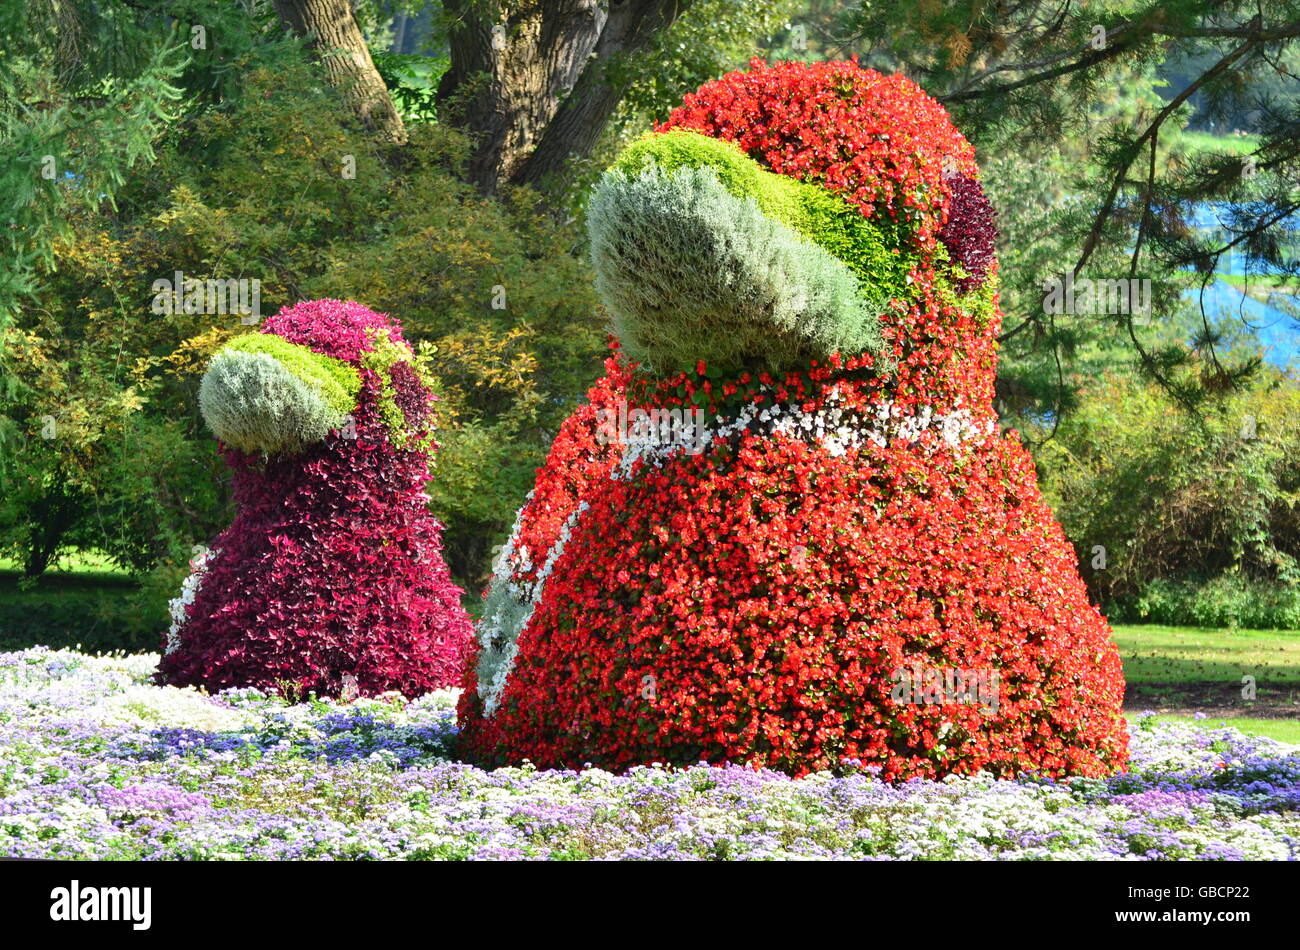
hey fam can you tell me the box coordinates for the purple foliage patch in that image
[938,175,998,292]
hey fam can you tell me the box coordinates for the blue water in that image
[1187,279,1298,370]
[1181,203,1298,369]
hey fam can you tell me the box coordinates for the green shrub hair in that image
[930,239,1000,331]
[610,129,915,299]
[199,338,361,455]
[588,161,888,375]
[220,333,361,417]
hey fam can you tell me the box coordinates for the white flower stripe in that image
[474,391,995,714]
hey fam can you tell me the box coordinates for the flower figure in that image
[458,60,1127,780]
[157,299,472,699]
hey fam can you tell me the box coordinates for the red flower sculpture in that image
[458,61,1127,779]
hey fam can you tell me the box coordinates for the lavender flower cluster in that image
[2,647,1297,860]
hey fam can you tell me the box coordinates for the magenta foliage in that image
[938,175,998,293]
[157,300,473,699]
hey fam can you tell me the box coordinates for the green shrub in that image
[588,162,886,374]
[1036,367,1300,626]
[611,130,914,294]
[200,351,342,456]
[1112,576,1300,630]
[199,337,360,455]
[219,334,361,416]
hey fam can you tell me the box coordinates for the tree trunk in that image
[439,0,691,194]
[273,0,408,145]
[23,482,82,579]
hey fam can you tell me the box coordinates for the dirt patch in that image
[1125,680,1300,720]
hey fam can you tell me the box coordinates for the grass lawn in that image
[0,553,151,653]
[1218,273,1300,300]
[1217,272,1300,307]
[1112,623,1299,744]
[1147,713,1300,745]
[1111,623,1300,684]
[1178,129,1261,156]
[0,549,127,581]
[1218,272,1298,293]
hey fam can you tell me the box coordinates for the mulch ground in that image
[1125,680,1300,720]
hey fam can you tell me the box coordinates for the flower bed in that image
[2,647,1296,860]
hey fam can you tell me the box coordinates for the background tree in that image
[272,0,409,143]
[1037,363,1300,628]
[0,0,185,465]
[841,0,1300,421]
[435,0,693,192]
[431,0,805,192]
[0,1,183,327]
